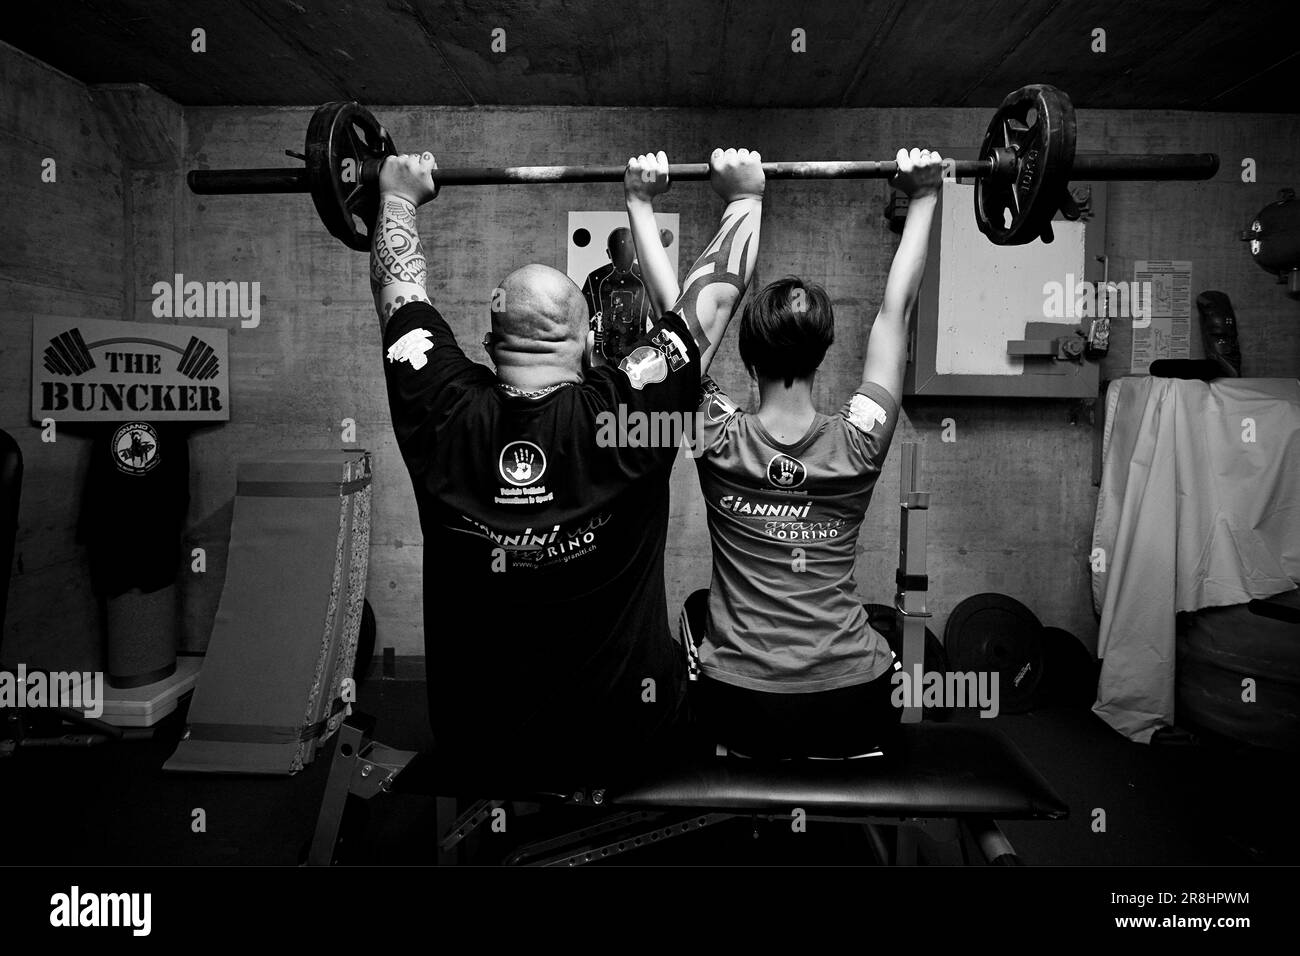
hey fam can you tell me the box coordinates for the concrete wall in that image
[5,36,1299,667]
[1,46,127,669]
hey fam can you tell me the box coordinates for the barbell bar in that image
[188,153,1219,193]
[185,84,1220,250]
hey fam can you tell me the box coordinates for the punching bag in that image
[78,421,190,688]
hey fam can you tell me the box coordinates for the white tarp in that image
[1091,376,1300,742]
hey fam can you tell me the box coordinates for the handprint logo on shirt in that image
[499,440,548,487]
[507,448,534,482]
[765,453,807,490]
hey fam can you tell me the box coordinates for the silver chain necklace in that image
[497,381,573,399]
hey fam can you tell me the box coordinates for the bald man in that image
[370,149,763,790]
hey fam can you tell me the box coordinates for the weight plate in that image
[306,102,398,252]
[974,84,1077,246]
[943,593,1044,714]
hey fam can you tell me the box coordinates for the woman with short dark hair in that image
[627,147,945,759]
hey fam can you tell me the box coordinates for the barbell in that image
[187,84,1219,251]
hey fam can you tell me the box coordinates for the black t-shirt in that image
[78,422,190,599]
[381,301,701,789]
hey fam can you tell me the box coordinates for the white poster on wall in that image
[931,182,1086,376]
[1130,260,1192,375]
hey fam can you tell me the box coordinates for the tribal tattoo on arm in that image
[370,196,430,328]
[668,201,760,362]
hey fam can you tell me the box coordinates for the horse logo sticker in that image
[112,422,160,475]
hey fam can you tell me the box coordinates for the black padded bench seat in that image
[607,723,1067,820]
[309,716,1068,865]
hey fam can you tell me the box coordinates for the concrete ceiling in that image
[3,0,1297,111]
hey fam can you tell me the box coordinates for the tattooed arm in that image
[370,196,428,326]
[670,148,764,374]
[371,152,440,329]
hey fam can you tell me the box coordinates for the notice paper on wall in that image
[1130,260,1192,374]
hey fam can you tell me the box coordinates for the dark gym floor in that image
[2,666,1296,866]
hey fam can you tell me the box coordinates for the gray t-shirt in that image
[693,377,900,693]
